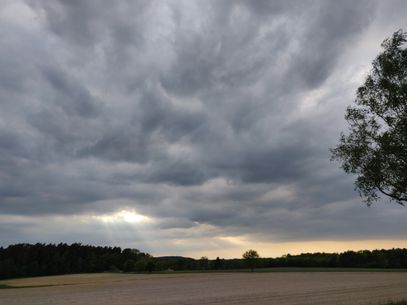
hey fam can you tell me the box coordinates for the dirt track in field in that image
[1,272,407,305]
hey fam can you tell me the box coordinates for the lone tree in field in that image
[242,249,260,271]
[331,29,407,205]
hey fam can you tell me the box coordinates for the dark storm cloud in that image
[1,0,407,250]
[39,66,100,118]
[285,0,375,89]
[29,0,150,47]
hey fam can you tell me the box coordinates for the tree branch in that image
[375,183,406,205]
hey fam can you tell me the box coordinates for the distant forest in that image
[1,243,407,279]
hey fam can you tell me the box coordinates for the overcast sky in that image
[1,0,407,258]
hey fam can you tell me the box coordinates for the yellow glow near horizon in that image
[93,209,151,224]
[183,239,407,259]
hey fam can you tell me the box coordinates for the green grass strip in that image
[0,283,74,289]
[141,267,407,274]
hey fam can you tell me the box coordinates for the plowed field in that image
[1,272,407,305]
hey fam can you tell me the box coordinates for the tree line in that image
[1,243,407,279]
[0,243,152,280]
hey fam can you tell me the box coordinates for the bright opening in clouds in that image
[94,209,152,224]
[0,0,407,258]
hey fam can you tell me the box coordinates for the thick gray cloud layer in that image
[1,0,407,254]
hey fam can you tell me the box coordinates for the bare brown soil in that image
[1,272,407,305]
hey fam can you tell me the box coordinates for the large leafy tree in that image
[242,249,260,271]
[331,30,407,205]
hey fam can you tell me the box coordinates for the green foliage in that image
[198,256,209,270]
[2,244,407,279]
[213,257,223,269]
[243,249,260,271]
[153,256,196,271]
[331,29,407,205]
[109,265,120,272]
[134,260,147,272]
[123,259,137,272]
[145,261,155,273]
[242,249,260,260]
[381,301,407,305]
[0,243,148,280]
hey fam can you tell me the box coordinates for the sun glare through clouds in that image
[93,210,151,224]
